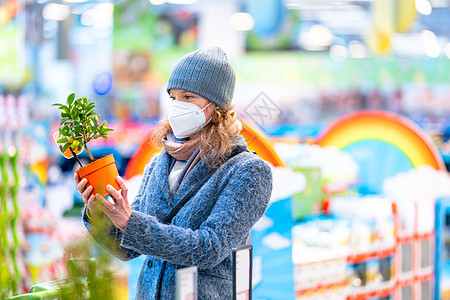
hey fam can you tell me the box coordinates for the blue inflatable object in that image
[93,72,113,96]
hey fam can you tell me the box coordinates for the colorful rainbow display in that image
[239,118,285,167]
[316,110,445,170]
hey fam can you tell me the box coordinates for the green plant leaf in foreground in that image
[53,93,114,162]
[67,93,75,106]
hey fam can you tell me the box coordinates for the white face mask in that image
[168,100,212,138]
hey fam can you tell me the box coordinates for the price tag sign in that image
[176,266,198,300]
[233,245,252,300]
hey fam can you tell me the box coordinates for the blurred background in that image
[1,0,450,299]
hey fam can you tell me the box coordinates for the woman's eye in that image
[185,95,193,100]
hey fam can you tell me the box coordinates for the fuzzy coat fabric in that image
[82,135,273,299]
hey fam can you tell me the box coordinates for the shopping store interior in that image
[1,0,450,299]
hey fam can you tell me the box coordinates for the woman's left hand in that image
[95,176,131,231]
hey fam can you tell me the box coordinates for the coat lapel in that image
[155,150,172,205]
[172,137,248,206]
[172,159,213,206]
[166,135,248,210]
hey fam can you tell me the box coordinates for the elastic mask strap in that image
[202,102,213,125]
[201,101,212,111]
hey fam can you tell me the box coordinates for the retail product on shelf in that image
[275,143,359,220]
[53,93,119,198]
[292,196,397,299]
[292,217,349,299]
[21,207,84,285]
[329,196,396,252]
[435,198,450,299]
[395,198,434,300]
[0,94,30,297]
[382,167,450,299]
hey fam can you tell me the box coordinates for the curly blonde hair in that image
[152,106,240,168]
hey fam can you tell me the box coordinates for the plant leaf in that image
[67,93,75,106]
[57,138,68,143]
[62,143,70,153]
[59,127,69,136]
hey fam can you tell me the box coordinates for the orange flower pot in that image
[75,154,120,198]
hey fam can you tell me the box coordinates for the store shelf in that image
[346,280,396,300]
[347,247,396,264]
[295,279,347,297]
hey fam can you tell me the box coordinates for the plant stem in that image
[69,148,83,167]
[10,150,20,294]
[85,145,95,162]
[0,152,13,296]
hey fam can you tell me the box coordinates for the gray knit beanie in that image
[166,46,236,109]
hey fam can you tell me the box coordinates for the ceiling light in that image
[299,24,334,51]
[63,0,87,3]
[149,0,165,4]
[165,0,197,4]
[71,4,95,15]
[415,0,432,15]
[42,3,70,21]
[230,13,255,31]
[95,3,114,16]
[80,4,113,28]
[422,30,440,57]
[424,40,440,57]
[283,0,361,10]
[421,30,437,41]
[80,9,95,26]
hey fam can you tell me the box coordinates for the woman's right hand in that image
[74,173,95,216]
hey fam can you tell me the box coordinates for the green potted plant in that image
[53,93,119,197]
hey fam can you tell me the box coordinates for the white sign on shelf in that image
[233,245,252,300]
[176,266,198,300]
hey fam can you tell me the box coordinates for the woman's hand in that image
[75,173,96,216]
[75,174,132,231]
[95,176,132,231]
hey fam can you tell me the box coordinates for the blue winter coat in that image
[83,135,272,299]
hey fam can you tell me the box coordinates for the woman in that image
[76,46,272,299]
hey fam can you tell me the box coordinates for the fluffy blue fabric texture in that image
[82,135,273,299]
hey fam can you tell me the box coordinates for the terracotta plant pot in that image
[75,154,120,198]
